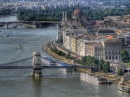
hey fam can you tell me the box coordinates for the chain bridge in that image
[0,21,61,28]
[0,51,92,78]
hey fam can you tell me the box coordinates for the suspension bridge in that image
[0,21,61,28]
[0,51,92,78]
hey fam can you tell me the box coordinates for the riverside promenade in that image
[42,41,122,82]
[42,41,74,64]
[42,41,130,86]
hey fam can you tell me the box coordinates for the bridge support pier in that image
[32,51,42,78]
[32,67,42,77]
[6,22,8,29]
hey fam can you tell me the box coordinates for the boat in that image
[117,82,130,93]
[18,45,22,48]
[13,25,17,28]
[107,80,113,84]
[4,35,9,37]
[80,73,107,84]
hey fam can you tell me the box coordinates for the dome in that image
[73,7,82,17]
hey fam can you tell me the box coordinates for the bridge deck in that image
[0,65,91,69]
[42,65,91,69]
[0,21,61,24]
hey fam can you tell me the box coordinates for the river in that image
[0,15,129,97]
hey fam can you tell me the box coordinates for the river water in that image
[0,15,129,97]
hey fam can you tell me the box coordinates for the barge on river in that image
[80,73,108,84]
[117,82,130,93]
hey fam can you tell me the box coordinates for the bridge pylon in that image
[32,51,42,78]
[6,22,8,29]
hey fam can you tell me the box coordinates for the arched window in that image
[113,50,114,54]
[116,56,118,60]
[112,56,114,60]
[106,56,108,60]
[116,50,118,54]
[115,50,117,54]
[106,51,107,54]
[109,56,111,60]
[109,51,111,54]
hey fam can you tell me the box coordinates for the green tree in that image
[102,61,110,73]
[98,59,104,71]
[81,56,99,66]
[56,35,63,43]
[121,49,130,62]
[117,68,124,76]
[82,56,87,65]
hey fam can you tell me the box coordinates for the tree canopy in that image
[81,56,110,73]
[121,49,130,63]
[117,68,124,76]
[17,5,130,21]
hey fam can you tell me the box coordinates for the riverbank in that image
[43,41,130,88]
[42,41,122,82]
[1,15,129,97]
[42,42,74,64]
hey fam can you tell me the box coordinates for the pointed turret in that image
[65,11,67,25]
[62,11,65,26]
[62,11,68,26]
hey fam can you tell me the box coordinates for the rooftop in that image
[87,43,103,47]
[105,39,122,44]
[98,29,115,33]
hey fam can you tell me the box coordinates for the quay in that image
[43,41,118,81]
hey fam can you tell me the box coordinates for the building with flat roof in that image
[102,39,122,62]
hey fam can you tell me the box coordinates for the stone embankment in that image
[42,42,74,64]
[42,41,126,83]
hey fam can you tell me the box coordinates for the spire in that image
[62,11,65,26]
[62,11,68,26]
[65,11,67,25]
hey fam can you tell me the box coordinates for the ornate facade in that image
[102,39,122,62]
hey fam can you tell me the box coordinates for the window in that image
[115,50,117,54]
[112,50,114,54]
[106,56,108,60]
[112,56,114,60]
[116,56,118,60]
[109,56,111,60]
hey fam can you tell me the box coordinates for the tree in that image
[81,56,99,66]
[56,35,63,43]
[121,49,130,62]
[117,68,124,76]
[82,56,87,65]
[98,59,104,71]
[102,61,110,73]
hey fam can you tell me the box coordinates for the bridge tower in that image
[32,51,42,78]
[6,22,8,29]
